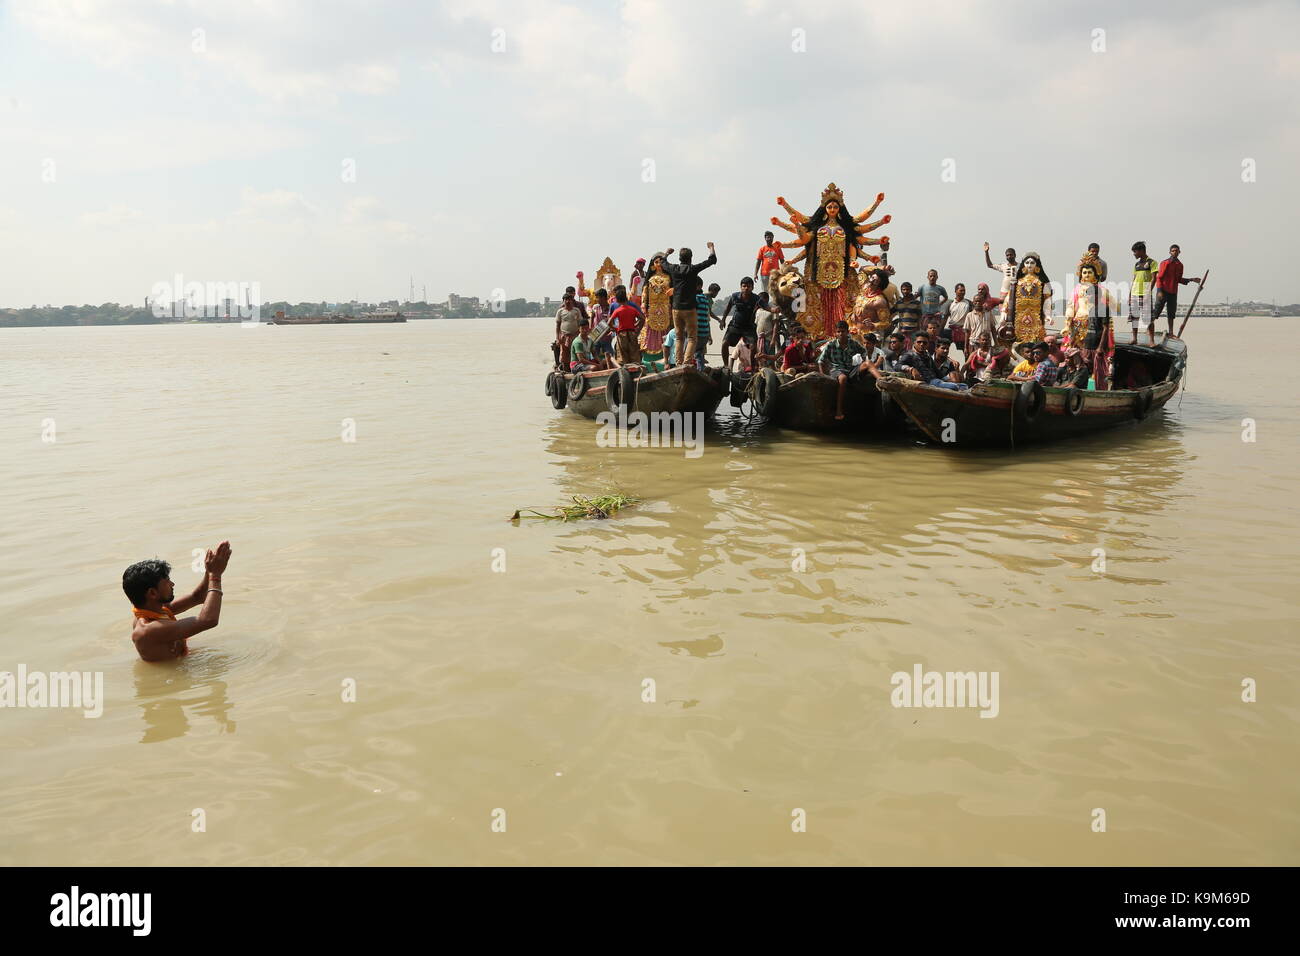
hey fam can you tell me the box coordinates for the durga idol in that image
[769,183,890,339]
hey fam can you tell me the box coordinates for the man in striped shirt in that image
[693,278,718,368]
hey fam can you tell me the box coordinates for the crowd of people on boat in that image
[552,235,1198,412]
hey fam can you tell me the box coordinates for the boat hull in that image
[561,365,729,420]
[875,339,1188,447]
[768,372,877,431]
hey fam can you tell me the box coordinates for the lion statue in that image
[766,264,808,337]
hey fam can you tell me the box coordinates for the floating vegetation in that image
[511,492,640,523]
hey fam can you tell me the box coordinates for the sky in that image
[0,0,1296,308]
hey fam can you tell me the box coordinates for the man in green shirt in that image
[1128,241,1159,346]
[570,320,601,372]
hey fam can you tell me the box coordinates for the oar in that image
[1175,268,1210,339]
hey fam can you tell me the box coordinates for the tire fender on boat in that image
[567,373,588,402]
[545,371,557,397]
[1015,380,1046,424]
[1065,387,1086,417]
[549,373,568,409]
[1133,388,1154,421]
[753,368,782,417]
[606,367,635,414]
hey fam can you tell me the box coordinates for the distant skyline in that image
[1,0,1296,307]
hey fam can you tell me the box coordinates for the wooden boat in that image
[272,310,405,324]
[545,364,729,420]
[874,337,1187,447]
[745,367,905,433]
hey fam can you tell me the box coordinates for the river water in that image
[1,319,1296,865]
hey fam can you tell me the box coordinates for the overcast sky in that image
[1,0,1296,307]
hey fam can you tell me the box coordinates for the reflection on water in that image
[134,650,238,742]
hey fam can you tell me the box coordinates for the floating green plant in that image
[511,492,640,523]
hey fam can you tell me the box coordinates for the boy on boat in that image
[608,288,644,367]
[570,320,602,372]
[694,277,715,369]
[983,242,1018,298]
[125,542,231,662]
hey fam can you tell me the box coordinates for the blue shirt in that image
[917,283,948,316]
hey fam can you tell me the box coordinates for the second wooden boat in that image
[545,364,729,420]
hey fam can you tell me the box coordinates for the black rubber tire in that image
[544,371,556,397]
[1065,387,1086,417]
[752,368,782,417]
[567,373,588,402]
[549,374,568,409]
[1014,380,1046,424]
[1133,389,1154,421]
[606,367,635,414]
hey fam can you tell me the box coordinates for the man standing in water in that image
[665,243,717,367]
[125,541,231,662]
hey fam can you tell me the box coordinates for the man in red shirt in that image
[1152,244,1200,337]
[608,287,644,366]
[781,325,817,373]
[754,230,785,286]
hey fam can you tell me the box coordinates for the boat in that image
[271,310,405,325]
[735,367,906,433]
[874,337,1187,447]
[545,364,729,420]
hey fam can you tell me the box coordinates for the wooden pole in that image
[1175,268,1210,338]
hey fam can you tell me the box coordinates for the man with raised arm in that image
[664,243,718,367]
[125,541,231,662]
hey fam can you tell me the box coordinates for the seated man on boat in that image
[879,332,906,372]
[1058,348,1091,389]
[961,331,1012,384]
[608,287,644,367]
[782,325,818,374]
[896,331,968,391]
[817,320,867,421]
[569,319,603,372]
[1007,342,1061,385]
[931,338,968,390]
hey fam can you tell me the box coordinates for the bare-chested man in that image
[124,541,231,662]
